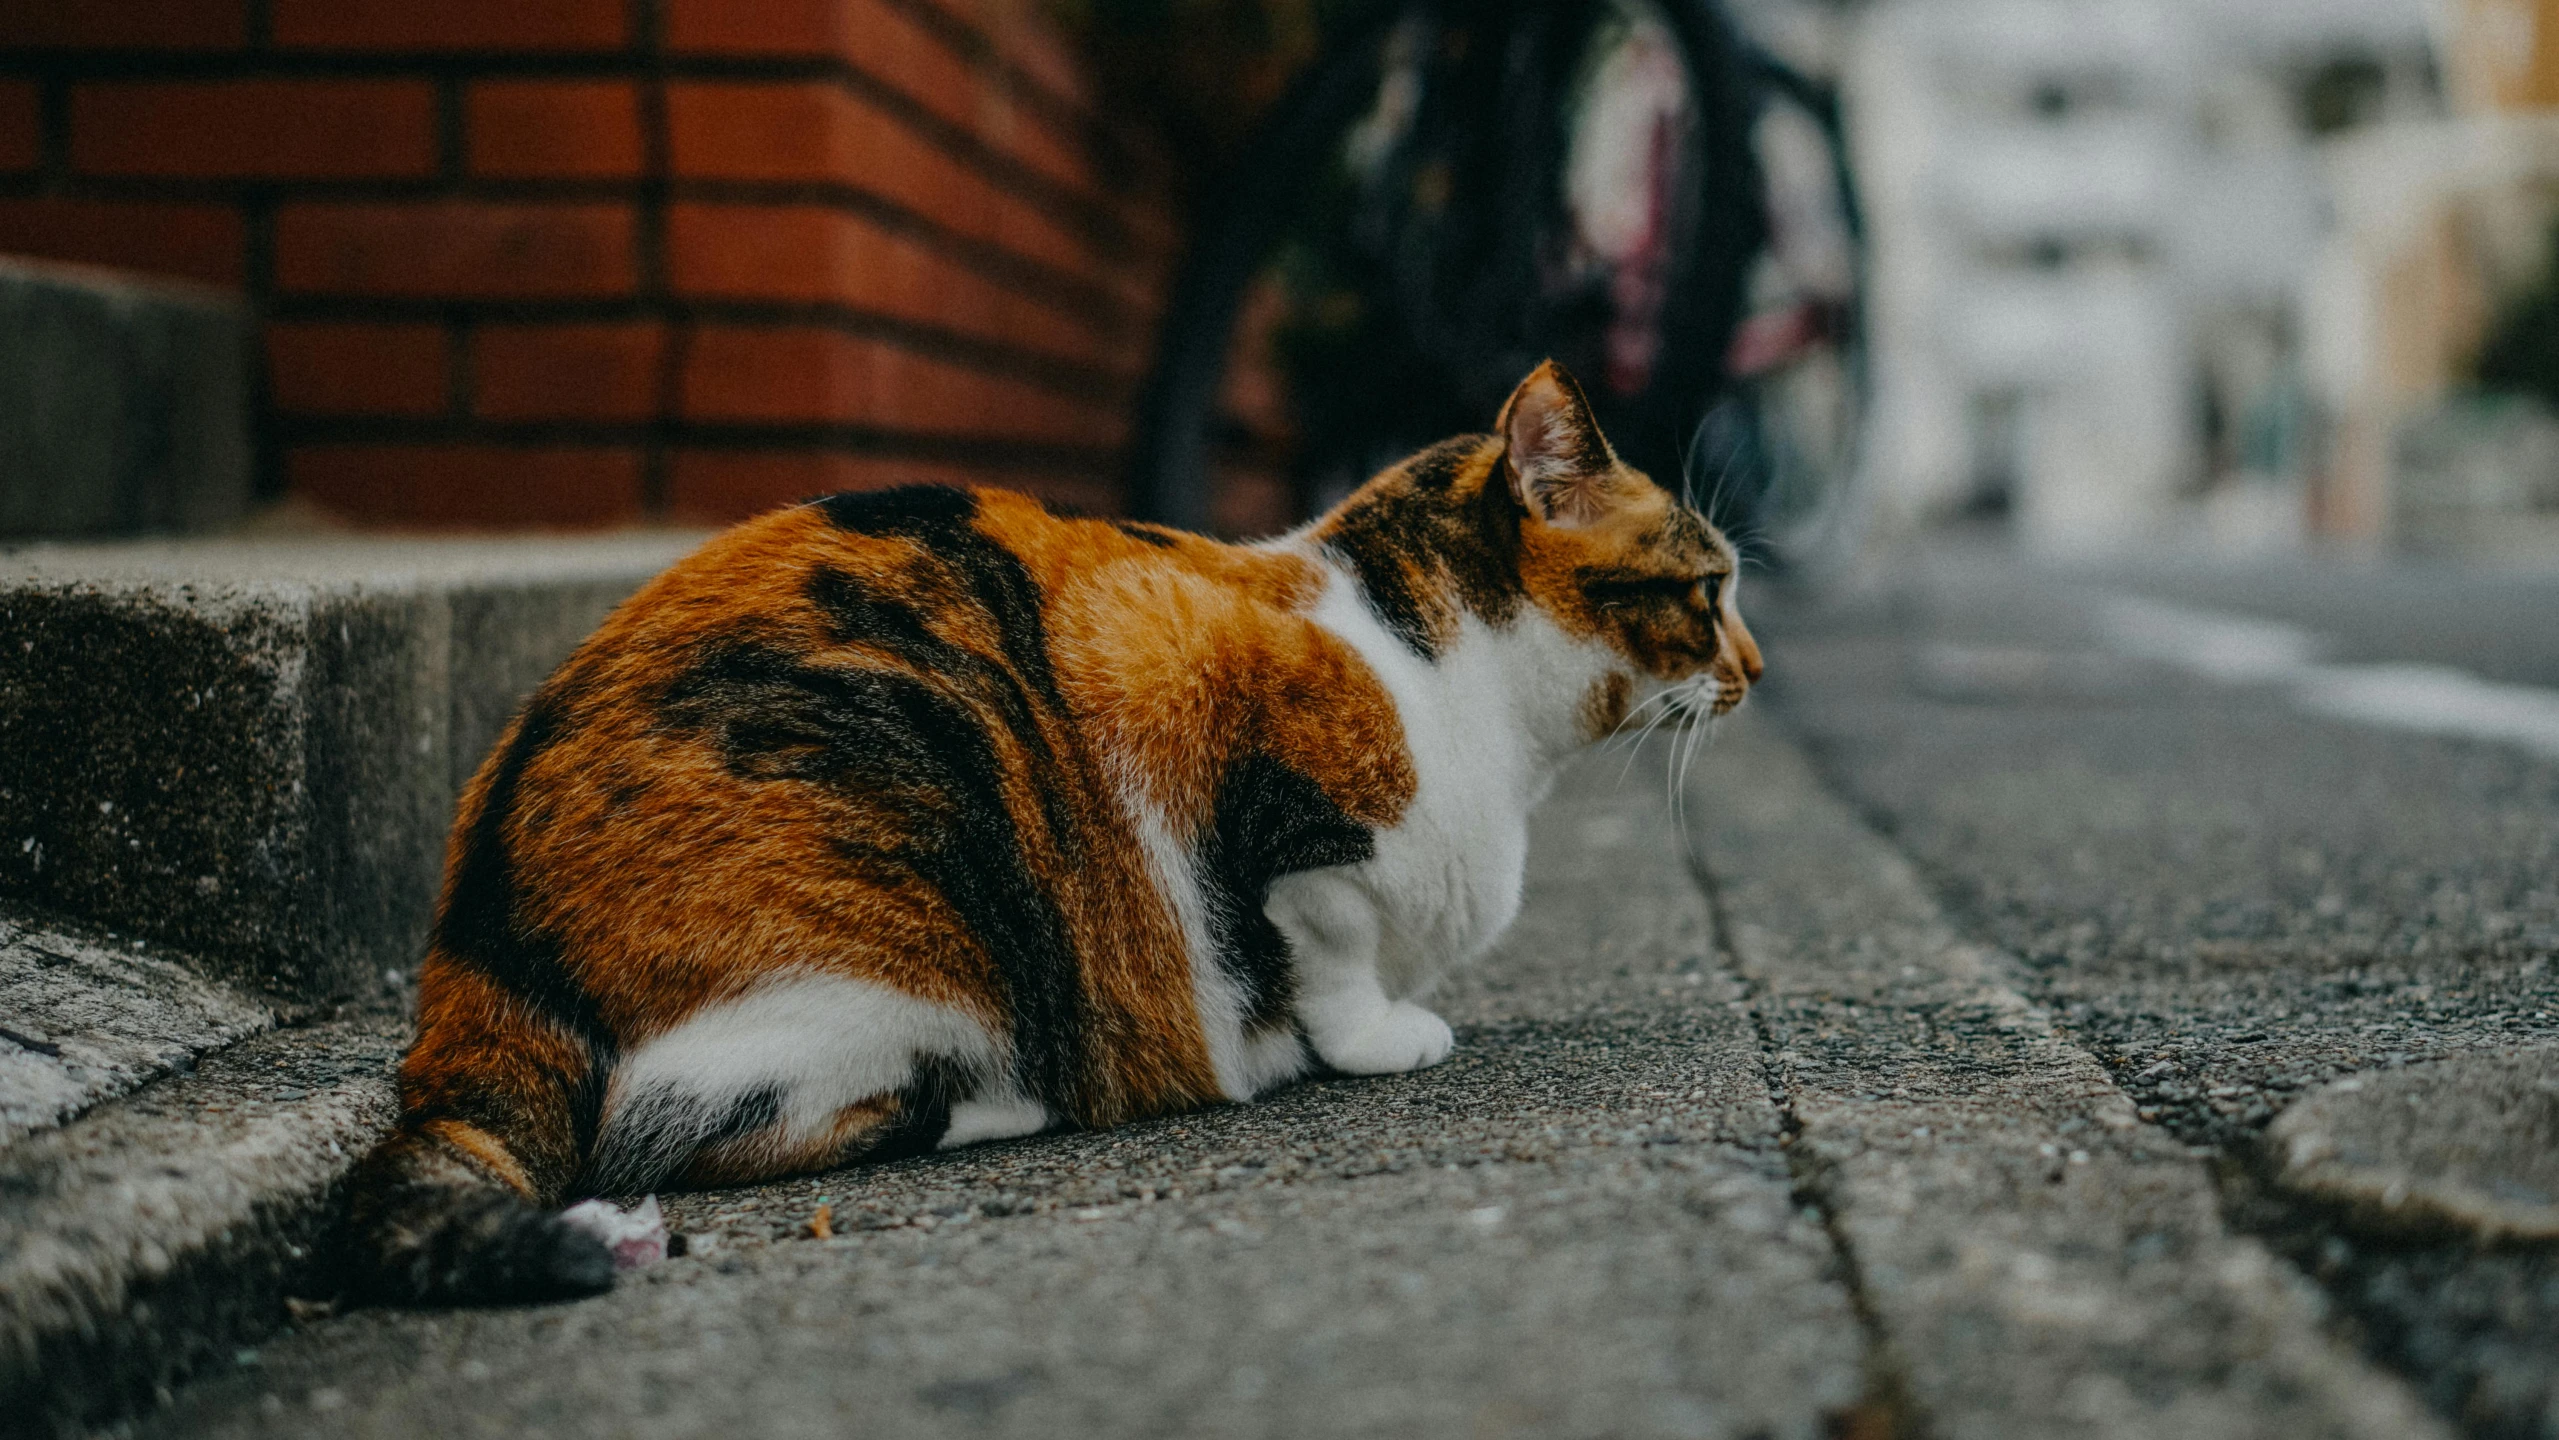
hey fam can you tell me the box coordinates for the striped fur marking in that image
[413,691,613,1194]
[1312,436,1524,661]
[655,640,1091,1117]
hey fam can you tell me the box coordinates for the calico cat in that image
[350,360,1761,1303]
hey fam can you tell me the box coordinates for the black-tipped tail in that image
[349,1128,614,1306]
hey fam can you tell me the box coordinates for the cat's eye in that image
[1588,575,1697,608]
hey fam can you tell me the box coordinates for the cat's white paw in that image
[1314,1001,1455,1075]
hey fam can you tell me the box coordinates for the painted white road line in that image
[2099,594,2559,761]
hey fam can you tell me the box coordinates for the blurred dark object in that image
[1049,0,1337,199]
[1121,0,1863,549]
[2475,212,2559,413]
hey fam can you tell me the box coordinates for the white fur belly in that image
[1355,785,1531,994]
[589,972,1044,1188]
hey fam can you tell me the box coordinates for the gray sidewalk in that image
[122,714,2447,1440]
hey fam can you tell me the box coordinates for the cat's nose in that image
[1728,611,1764,682]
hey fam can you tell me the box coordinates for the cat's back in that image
[561,484,1330,705]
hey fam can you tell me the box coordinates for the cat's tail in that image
[346,957,617,1305]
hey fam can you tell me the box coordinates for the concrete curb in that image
[0,1012,401,1440]
[0,910,273,1149]
[0,534,700,1435]
[1690,713,2451,1439]
[0,536,699,1001]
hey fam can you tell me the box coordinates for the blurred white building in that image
[1846,0,2459,556]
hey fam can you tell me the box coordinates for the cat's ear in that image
[1497,360,1618,527]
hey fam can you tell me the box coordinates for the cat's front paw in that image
[1314,1001,1455,1075]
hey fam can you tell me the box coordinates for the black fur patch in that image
[1321,451,1524,662]
[705,1083,786,1148]
[1403,435,1485,492]
[867,1054,975,1161]
[1322,523,1441,660]
[426,692,615,1175]
[1199,754,1376,1029]
[584,1075,794,1194]
[1577,568,1700,609]
[814,484,978,534]
[807,564,1084,879]
[658,643,1090,1114]
[354,1156,615,1304]
[1111,520,1182,548]
[814,487,1071,717]
[806,568,1056,768]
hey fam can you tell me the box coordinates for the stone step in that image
[0,535,699,1003]
[0,257,253,541]
[0,1000,401,1439]
[0,909,273,1151]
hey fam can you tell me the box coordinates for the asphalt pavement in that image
[1759,543,2559,1438]
[113,543,2559,1440]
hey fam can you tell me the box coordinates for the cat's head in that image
[1495,360,1762,722]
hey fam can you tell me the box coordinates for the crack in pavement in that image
[1762,555,2559,1439]
[1685,712,2451,1440]
[1697,841,1927,1440]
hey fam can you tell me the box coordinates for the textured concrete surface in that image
[1693,718,2445,1440]
[112,712,2459,1440]
[0,1009,402,1439]
[0,537,698,1001]
[2268,1048,2559,1244]
[0,258,251,540]
[1759,548,2559,1439]
[0,908,271,1147]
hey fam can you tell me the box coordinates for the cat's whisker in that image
[1678,412,1710,514]
[1670,690,1708,835]
[1617,702,1680,757]
[1703,420,1749,531]
[1675,701,1717,828]
[1612,686,1686,732]
[1611,690,1688,785]
[1660,680,1709,822]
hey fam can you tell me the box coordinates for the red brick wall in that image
[0,0,1177,527]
